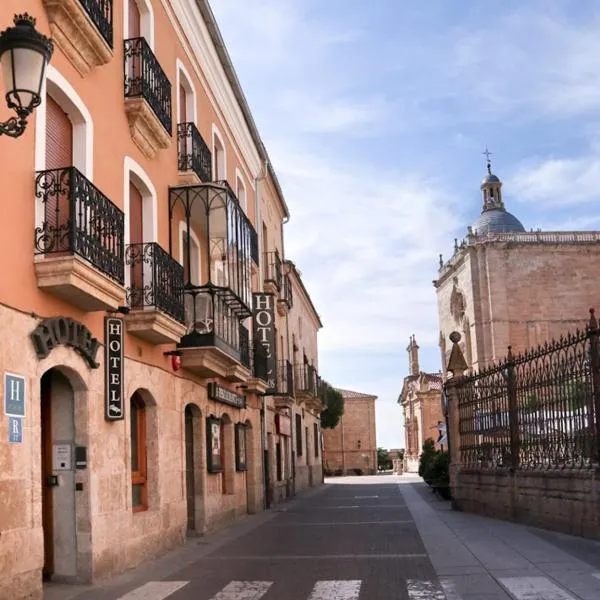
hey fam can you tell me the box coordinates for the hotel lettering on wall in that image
[105,317,124,421]
[253,293,277,392]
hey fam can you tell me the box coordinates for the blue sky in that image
[210,0,600,449]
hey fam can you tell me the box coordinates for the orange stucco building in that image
[0,1,324,597]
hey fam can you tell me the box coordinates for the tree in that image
[320,380,344,429]
[377,447,392,470]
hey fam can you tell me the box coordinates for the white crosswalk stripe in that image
[207,581,273,600]
[116,581,189,600]
[439,579,462,600]
[306,580,362,600]
[498,576,577,600]
[406,579,447,599]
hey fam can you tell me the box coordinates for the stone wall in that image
[452,469,600,539]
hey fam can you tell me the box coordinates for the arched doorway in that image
[184,404,205,534]
[40,367,88,581]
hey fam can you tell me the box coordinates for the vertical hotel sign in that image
[105,317,124,421]
[253,293,277,393]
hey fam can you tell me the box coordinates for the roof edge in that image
[285,260,323,328]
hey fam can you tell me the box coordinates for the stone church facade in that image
[434,159,600,372]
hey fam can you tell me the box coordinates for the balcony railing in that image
[265,250,282,290]
[80,0,113,47]
[180,285,249,360]
[250,228,259,266]
[177,122,212,182]
[281,273,293,308]
[34,167,124,284]
[278,359,294,396]
[253,341,269,382]
[240,323,250,369]
[124,37,172,135]
[295,363,318,395]
[125,242,185,322]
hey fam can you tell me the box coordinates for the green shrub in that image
[418,439,437,481]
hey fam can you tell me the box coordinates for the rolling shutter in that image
[45,95,72,170]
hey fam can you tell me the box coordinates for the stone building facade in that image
[0,2,323,598]
[435,159,600,373]
[322,389,377,475]
[398,337,444,472]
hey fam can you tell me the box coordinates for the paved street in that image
[46,475,600,600]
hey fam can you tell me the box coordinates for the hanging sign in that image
[105,317,124,421]
[31,317,100,368]
[253,293,277,393]
[207,382,246,409]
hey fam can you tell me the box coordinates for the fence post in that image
[444,331,468,506]
[506,346,520,470]
[589,309,600,465]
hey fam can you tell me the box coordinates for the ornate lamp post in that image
[0,14,53,138]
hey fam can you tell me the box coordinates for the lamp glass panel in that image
[1,47,45,110]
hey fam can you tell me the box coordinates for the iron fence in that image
[34,167,124,284]
[124,37,172,135]
[80,0,113,47]
[453,311,600,471]
[125,242,185,322]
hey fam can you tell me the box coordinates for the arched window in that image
[124,0,155,48]
[212,126,226,181]
[130,391,147,511]
[236,170,246,211]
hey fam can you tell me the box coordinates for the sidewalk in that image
[398,474,600,600]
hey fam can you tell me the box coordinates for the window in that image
[180,223,200,285]
[314,423,319,458]
[295,414,302,457]
[130,392,147,511]
[236,171,246,211]
[213,128,226,180]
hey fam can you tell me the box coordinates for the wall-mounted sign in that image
[235,423,247,472]
[207,382,246,409]
[275,413,291,436]
[8,417,22,444]
[31,317,100,369]
[253,293,277,393]
[4,372,26,417]
[105,317,124,421]
[206,416,222,473]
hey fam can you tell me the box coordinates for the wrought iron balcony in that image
[295,363,318,397]
[264,250,282,292]
[240,323,251,369]
[35,167,124,284]
[124,37,172,135]
[278,359,294,396]
[253,341,269,382]
[277,273,293,316]
[125,242,185,322]
[177,122,212,183]
[250,227,259,266]
[80,0,113,48]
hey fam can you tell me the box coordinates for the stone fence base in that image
[452,468,600,539]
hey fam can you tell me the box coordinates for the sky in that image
[210,0,600,449]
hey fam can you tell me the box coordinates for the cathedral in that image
[434,158,600,373]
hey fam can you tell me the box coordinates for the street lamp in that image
[0,14,53,138]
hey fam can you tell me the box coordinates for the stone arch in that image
[184,403,205,534]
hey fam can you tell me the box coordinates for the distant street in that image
[46,475,600,600]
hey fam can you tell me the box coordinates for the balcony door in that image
[129,183,144,306]
[127,0,141,84]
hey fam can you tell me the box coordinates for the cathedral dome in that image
[481,173,500,185]
[472,208,525,234]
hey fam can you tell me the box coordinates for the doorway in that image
[184,404,204,535]
[40,369,77,581]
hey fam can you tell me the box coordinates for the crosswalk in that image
[114,574,600,599]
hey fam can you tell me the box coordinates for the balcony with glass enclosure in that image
[169,181,257,381]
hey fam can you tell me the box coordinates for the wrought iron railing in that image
[454,311,600,471]
[295,363,318,396]
[253,341,269,382]
[179,286,248,361]
[278,359,294,396]
[124,37,172,135]
[125,242,184,322]
[265,250,282,290]
[80,0,113,47]
[281,273,293,308]
[250,228,259,266]
[177,122,212,182]
[34,167,124,284]
[240,323,250,369]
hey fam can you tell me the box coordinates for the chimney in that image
[407,334,420,376]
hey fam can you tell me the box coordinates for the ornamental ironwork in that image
[124,37,171,135]
[34,167,124,284]
[453,312,600,471]
[250,227,259,266]
[125,242,185,322]
[295,363,318,396]
[265,250,282,290]
[275,359,294,396]
[80,0,113,48]
[177,122,212,183]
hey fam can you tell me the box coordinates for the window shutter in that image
[129,183,144,303]
[45,95,72,170]
[179,84,187,123]
[129,0,141,38]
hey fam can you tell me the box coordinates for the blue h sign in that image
[4,373,26,417]
[8,416,22,444]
